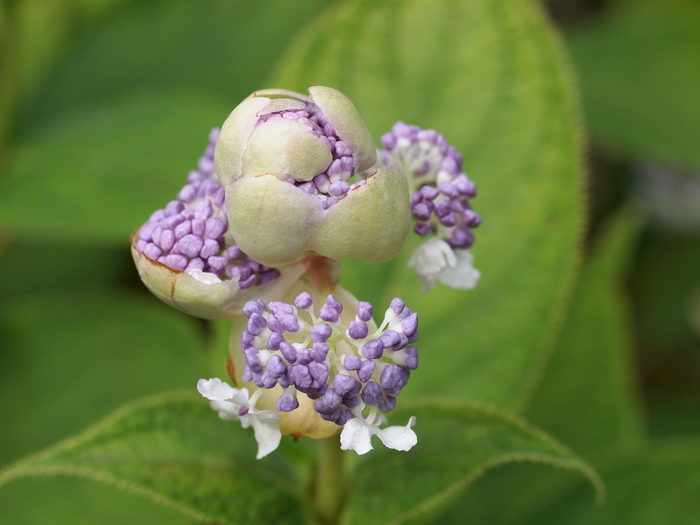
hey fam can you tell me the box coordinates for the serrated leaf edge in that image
[382,397,605,524]
[0,391,230,525]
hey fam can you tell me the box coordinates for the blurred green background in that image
[0,0,698,523]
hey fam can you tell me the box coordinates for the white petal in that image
[250,416,283,459]
[198,378,237,400]
[376,416,417,452]
[407,238,457,292]
[187,268,222,284]
[228,388,251,407]
[250,409,282,423]
[436,249,480,290]
[340,418,376,455]
[209,399,240,421]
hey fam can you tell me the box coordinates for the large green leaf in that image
[524,212,645,457]
[0,396,600,525]
[520,439,700,525]
[19,0,331,133]
[1,0,331,241]
[0,239,129,300]
[0,476,192,525]
[0,91,230,241]
[342,400,601,525]
[429,213,646,524]
[271,0,585,409]
[0,289,207,464]
[0,394,307,525]
[566,0,700,164]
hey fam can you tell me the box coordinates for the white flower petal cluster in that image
[340,410,417,455]
[197,378,282,459]
[407,238,480,292]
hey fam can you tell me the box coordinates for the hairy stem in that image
[312,434,345,525]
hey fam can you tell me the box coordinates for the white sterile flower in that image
[187,268,222,284]
[407,238,480,292]
[197,378,282,459]
[340,409,417,455]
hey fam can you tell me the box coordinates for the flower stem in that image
[313,434,345,525]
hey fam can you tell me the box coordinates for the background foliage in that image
[1,0,698,523]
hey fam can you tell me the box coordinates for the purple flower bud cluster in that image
[240,293,418,425]
[135,128,280,288]
[257,104,365,209]
[380,121,482,249]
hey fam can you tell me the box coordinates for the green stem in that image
[313,435,345,525]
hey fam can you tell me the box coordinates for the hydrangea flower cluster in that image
[376,122,482,291]
[134,128,280,287]
[132,86,481,459]
[241,293,417,421]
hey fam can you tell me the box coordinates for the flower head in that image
[376,122,482,291]
[214,87,411,267]
[222,287,419,454]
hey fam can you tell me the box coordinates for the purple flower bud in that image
[200,239,221,258]
[356,302,373,322]
[405,346,419,370]
[319,305,340,323]
[276,395,299,412]
[267,331,284,350]
[379,330,401,349]
[294,292,313,309]
[243,300,263,318]
[380,364,410,397]
[379,396,397,413]
[297,348,313,365]
[309,361,329,386]
[333,374,358,396]
[362,339,383,359]
[261,372,277,389]
[348,321,369,340]
[401,313,419,337]
[311,323,333,343]
[325,295,343,313]
[291,364,312,389]
[205,217,227,239]
[162,254,187,270]
[361,381,384,406]
[311,342,329,362]
[343,354,361,371]
[268,301,293,314]
[390,298,405,315]
[358,359,376,383]
[413,222,430,236]
[267,354,287,378]
[280,342,297,363]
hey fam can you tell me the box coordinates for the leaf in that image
[524,212,645,457]
[427,213,647,524]
[517,439,700,525]
[0,91,230,241]
[2,0,332,241]
[342,400,602,525]
[0,288,208,465]
[270,0,586,409]
[0,239,129,300]
[19,0,332,133]
[566,0,700,164]
[0,476,193,525]
[0,393,307,525]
